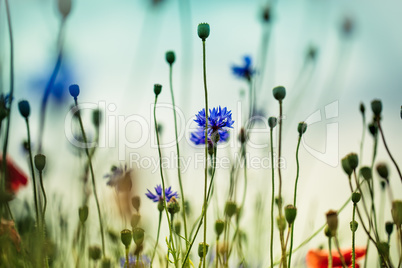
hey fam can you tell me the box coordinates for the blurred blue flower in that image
[190,127,229,145]
[120,254,150,268]
[231,56,255,81]
[103,164,133,192]
[146,184,178,203]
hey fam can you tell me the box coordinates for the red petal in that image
[0,156,28,193]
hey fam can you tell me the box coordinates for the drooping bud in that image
[326,210,338,236]
[238,128,247,144]
[198,242,209,258]
[224,201,237,218]
[79,205,89,223]
[120,229,132,248]
[154,84,162,96]
[18,100,30,118]
[297,122,307,136]
[34,154,46,172]
[88,245,102,261]
[368,122,378,137]
[351,192,361,204]
[268,117,277,129]
[284,205,297,225]
[272,86,286,102]
[262,6,271,22]
[174,220,181,234]
[69,84,80,98]
[359,102,365,115]
[324,226,332,237]
[165,51,175,65]
[92,109,102,128]
[197,23,210,41]
[133,227,145,246]
[131,196,141,211]
[215,219,224,237]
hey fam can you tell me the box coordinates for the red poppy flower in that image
[0,156,28,194]
[306,247,366,268]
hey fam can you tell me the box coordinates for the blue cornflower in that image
[231,56,255,81]
[192,106,234,145]
[145,184,178,203]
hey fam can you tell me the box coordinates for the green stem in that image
[182,150,216,268]
[278,100,287,268]
[216,237,219,268]
[288,135,302,267]
[239,145,247,213]
[74,98,106,257]
[359,112,366,165]
[25,118,40,226]
[39,170,49,268]
[153,96,177,265]
[125,247,129,268]
[377,120,402,182]
[168,64,188,243]
[328,237,333,268]
[201,39,209,268]
[269,128,275,268]
[334,236,347,268]
[352,204,356,268]
[150,211,162,267]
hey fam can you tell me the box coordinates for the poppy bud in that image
[165,51,175,65]
[18,100,30,118]
[347,153,359,170]
[197,23,210,41]
[198,242,209,258]
[359,102,365,115]
[350,220,358,232]
[341,156,353,176]
[297,122,307,136]
[224,201,237,218]
[326,210,338,236]
[376,163,389,180]
[58,0,72,18]
[79,205,89,223]
[100,258,111,268]
[391,200,402,226]
[154,84,162,96]
[360,166,372,181]
[352,192,361,204]
[120,229,132,248]
[34,154,46,172]
[268,117,277,129]
[174,220,181,234]
[371,99,382,117]
[88,245,102,261]
[385,221,393,236]
[284,205,297,225]
[133,227,145,246]
[368,122,378,137]
[69,84,80,98]
[277,215,286,232]
[215,219,224,237]
[92,109,102,128]
[131,196,141,211]
[272,86,286,101]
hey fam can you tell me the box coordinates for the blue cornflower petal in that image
[231,55,255,80]
[145,184,178,203]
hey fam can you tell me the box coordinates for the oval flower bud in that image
[133,227,145,246]
[154,84,162,96]
[347,153,359,171]
[215,219,224,237]
[297,122,307,136]
[18,100,30,118]
[224,201,237,218]
[350,220,358,232]
[351,192,361,204]
[326,210,338,236]
[341,156,353,176]
[88,245,102,260]
[371,99,382,117]
[385,221,393,236]
[120,229,132,248]
[165,51,175,65]
[268,117,277,129]
[58,0,72,18]
[376,163,389,179]
[272,86,286,101]
[34,154,46,172]
[359,166,372,180]
[197,23,210,40]
[131,213,141,229]
[198,242,209,258]
[284,204,297,225]
[131,196,141,211]
[79,205,89,223]
[391,200,402,226]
